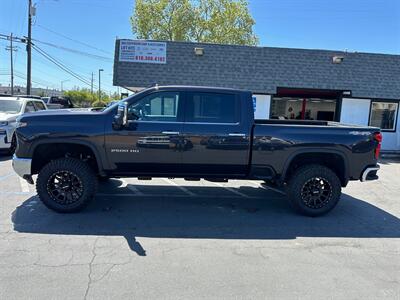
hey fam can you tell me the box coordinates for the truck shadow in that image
[0,153,12,161]
[11,183,400,255]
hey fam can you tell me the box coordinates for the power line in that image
[31,38,112,61]
[32,44,93,87]
[36,24,112,55]
[0,72,58,89]
[0,33,114,91]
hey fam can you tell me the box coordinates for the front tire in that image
[7,134,17,155]
[287,164,341,217]
[36,158,97,213]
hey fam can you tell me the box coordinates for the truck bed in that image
[255,119,329,126]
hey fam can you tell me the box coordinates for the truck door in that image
[181,91,251,176]
[105,91,184,174]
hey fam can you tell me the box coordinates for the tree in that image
[62,89,109,107]
[131,0,258,46]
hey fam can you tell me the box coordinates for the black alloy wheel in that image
[287,164,341,217]
[47,170,84,205]
[300,177,332,209]
[37,158,97,213]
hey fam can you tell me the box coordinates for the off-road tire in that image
[36,158,97,213]
[7,134,17,155]
[287,164,341,217]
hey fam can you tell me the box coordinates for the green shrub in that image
[92,100,107,107]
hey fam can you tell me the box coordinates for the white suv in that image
[0,96,47,154]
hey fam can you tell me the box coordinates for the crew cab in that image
[12,86,381,216]
[0,96,47,155]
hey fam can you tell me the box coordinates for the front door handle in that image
[162,131,180,135]
[228,133,246,137]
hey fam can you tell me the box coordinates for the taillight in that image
[374,132,382,159]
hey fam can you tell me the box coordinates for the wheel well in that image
[284,152,347,186]
[32,143,99,175]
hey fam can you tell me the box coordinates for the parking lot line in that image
[246,180,286,195]
[18,177,30,193]
[0,173,15,182]
[210,181,251,198]
[161,178,196,196]
[120,179,145,196]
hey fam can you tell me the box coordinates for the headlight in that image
[0,121,8,126]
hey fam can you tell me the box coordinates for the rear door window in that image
[34,101,46,111]
[24,101,36,113]
[185,92,239,123]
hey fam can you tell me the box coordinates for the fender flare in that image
[30,139,105,174]
[281,148,350,183]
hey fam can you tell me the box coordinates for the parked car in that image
[0,96,47,154]
[12,86,381,216]
[41,96,74,109]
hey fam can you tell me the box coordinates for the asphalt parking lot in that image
[0,155,399,299]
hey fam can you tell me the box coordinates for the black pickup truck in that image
[12,86,381,216]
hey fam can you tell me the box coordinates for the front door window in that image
[128,92,180,122]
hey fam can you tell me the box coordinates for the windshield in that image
[102,89,146,112]
[0,100,23,114]
[102,99,125,112]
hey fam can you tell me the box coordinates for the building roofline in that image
[116,38,400,57]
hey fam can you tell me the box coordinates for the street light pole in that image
[98,69,104,101]
[61,79,70,92]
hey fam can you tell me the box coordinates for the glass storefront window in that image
[369,101,398,131]
[271,98,337,121]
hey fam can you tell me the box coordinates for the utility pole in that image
[5,33,17,96]
[26,0,35,95]
[98,69,103,101]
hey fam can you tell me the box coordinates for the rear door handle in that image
[228,133,246,137]
[162,131,180,135]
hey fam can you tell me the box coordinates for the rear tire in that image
[36,158,97,213]
[287,164,341,217]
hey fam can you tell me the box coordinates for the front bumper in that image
[12,155,32,179]
[0,134,11,149]
[0,125,15,149]
[361,165,380,182]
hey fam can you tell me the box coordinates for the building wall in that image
[340,98,371,125]
[340,97,400,151]
[253,95,271,119]
[380,109,400,151]
[114,39,400,100]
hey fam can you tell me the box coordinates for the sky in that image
[0,0,399,94]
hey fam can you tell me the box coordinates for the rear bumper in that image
[361,165,380,182]
[12,155,32,178]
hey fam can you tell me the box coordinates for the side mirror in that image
[122,102,128,126]
[112,101,129,130]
